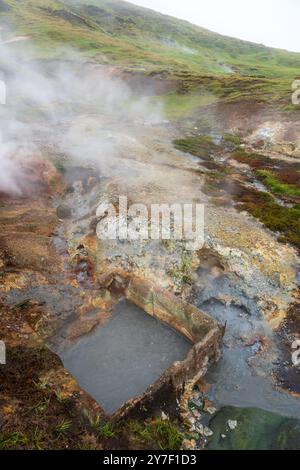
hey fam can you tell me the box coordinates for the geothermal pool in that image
[61,300,191,414]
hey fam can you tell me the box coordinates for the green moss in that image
[223,133,242,148]
[256,170,300,198]
[239,191,300,249]
[167,249,194,286]
[230,149,261,164]
[173,135,219,159]
[156,92,218,120]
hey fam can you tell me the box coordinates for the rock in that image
[228,420,238,430]
[191,408,201,419]
[206,406,217,415]
[182,439,197,450]
[203,426,214,437]
[203,399,217,415]
[190,398,203,409]
[196,424,214,437]
[161,411,169,421]
[56,204,72,219]
[195,424,204,434]
[188,415,196,432]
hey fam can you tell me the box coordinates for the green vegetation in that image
[32,398,50,414]
[0,0,297,120]
[256,170,300,198]
[173,135,219,159]
[32,427,44,450]
[97,422,117,439]
[239,191,300,250]
[128,418,183,450]
[156,92,218,120]
[223,133,242,149]
[86,413,119,440]
[1,1,299,75]
[3,0,298,78]
[230,150,300,202]
[0,432,29,449]
[168,248,194,286]
[231,149,266,166]
[54,390,68,404]
[175,138,300,250]
[54,419,72,437]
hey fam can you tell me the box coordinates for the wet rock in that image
[56,204,72,219]
[196,424,214,437]
[203,398,217,415]
[206,406,217,415]
[182,439,197,450]
[228,419,238,430]
[191,408,201,419]
[188,416,196,429]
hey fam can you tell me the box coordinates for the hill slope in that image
[1,0,300,79]
[0,0,299,119]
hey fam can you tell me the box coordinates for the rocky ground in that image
[0,92,300,449]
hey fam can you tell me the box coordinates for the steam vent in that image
[60,272,223,418]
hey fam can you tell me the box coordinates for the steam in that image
[0,132,23,194]
[0,28,163,195]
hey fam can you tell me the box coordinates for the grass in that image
[3,0,300,83]
[173,135,219,159]
[231,149,266,166]
[33,427,44,450]
[54,391,68,404]
[0,432,29,449]
[97,422,117,439]
[256,170,300,198]
[54,419,72,437]
[32,398,50,414]
[230,151,300,202]
[223,133,242,149]
[156,92,218,120]
[1,0,297,124]
[128,418,183,450]
[34,376,51,390]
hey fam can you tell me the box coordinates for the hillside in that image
[1,0,300,79]
[0,0,299,120]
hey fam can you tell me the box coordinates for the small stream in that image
[195,270,300,419]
